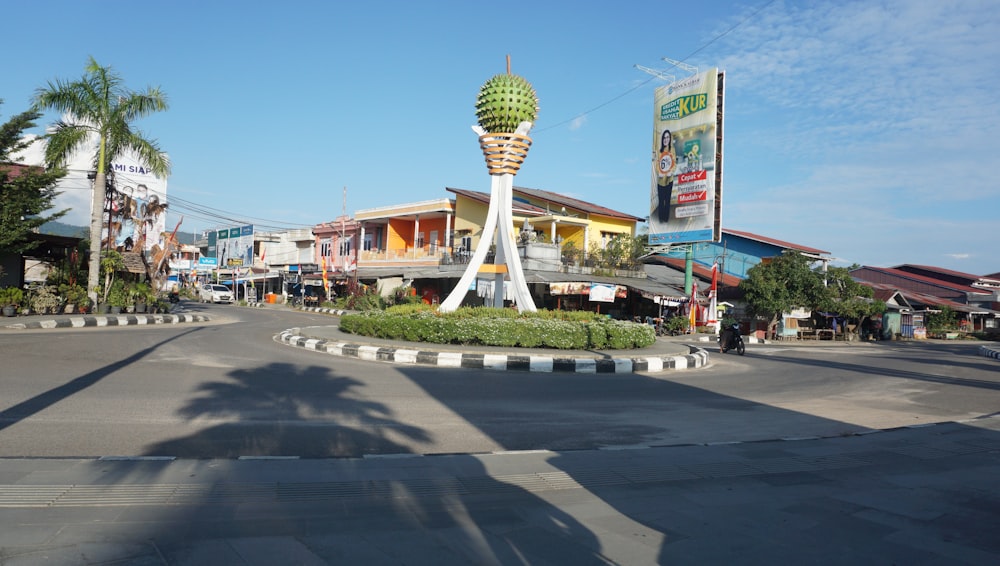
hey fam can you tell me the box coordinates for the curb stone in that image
[980,344,1000,360]
[275,328,709,374]
[3,313,211,330]
[296,306,349,316]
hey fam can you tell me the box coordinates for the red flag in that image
[708,262,719,326]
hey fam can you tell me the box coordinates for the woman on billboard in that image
[654,128,677,224]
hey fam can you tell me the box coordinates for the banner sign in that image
[215,224,254,268]
[549,282,627,298]
[649,68,723,245]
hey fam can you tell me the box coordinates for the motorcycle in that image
[168,290,180,304]
[718,323,745,355]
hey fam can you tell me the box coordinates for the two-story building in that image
[341,185,682,318]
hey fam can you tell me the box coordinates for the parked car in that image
[199,284,234,304]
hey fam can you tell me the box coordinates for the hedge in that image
[338,307,655,350]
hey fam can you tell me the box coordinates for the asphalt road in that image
[1,304,997,459]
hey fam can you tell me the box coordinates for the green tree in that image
[926,305,957,332]
[0,103,67,254]
[32,56,170,304]
[739,251,827,338]
[817,266,885,338]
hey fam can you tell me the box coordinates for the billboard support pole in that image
[684,246,694,295]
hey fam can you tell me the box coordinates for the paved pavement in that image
[2,304,999,564]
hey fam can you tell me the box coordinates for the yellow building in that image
[448,186,643,259]
[345,186,678,313]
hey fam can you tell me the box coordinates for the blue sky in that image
[4,0,998,275]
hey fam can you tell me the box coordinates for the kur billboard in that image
[649,68,724,245]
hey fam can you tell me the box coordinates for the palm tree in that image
[32,56,170,304]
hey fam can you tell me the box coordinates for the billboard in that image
[110,151,168,253]
[649,68,724,245]
[14,135,169,252]
[215,225,254,268]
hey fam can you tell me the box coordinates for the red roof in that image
[723,229,830,256]
[893,264,981,280]
[862,282,997,315]
[646,256,742,288]
[855,266,989,296]
[512,186,646,221]
[447,187,548,216]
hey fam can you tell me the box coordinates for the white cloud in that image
[715,0,1000,272]
[569,116,587,131]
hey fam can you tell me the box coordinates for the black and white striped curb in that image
[3,313,211,330]
[276,328,709,373]
[981,344,1000,360]
[296,306,349,316]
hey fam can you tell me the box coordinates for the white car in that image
[200,284,234,304]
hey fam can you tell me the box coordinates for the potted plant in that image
[29,286,62,314]
[107,280,129,314]
[133,282,152,313]
[59,283,88,314]
[0,286,23,317]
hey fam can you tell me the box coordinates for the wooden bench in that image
[797,320,819,340]
[816,329,835,340]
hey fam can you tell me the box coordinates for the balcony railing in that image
[359,245,458,263]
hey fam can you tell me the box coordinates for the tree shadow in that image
[17,338,999,562]
[142,362,431,458]
[397,364,1000,563]
[96,361,606,563]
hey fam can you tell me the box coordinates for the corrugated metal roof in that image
[855,266,990,296]
[511,186,646,221]
[446,187,548,216]
[723,229,830,256]
[863,282,999,316]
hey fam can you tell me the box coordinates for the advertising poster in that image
[649,68,722,245]
[110,151,169,253]
[549,282,627,299]
[216,225,254,268]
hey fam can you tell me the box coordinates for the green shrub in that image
[0,286,24,307]
[338,307,653,350]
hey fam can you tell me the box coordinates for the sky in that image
[3,0,998,275]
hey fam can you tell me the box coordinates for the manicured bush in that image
[338,307,654,350]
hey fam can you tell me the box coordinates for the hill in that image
[39,221,201,246]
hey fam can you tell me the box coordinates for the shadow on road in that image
[142,362,431,458]
[0,327,202,433]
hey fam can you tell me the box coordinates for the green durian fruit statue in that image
[475,69,539,134]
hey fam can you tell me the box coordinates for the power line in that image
[533,0,778,134]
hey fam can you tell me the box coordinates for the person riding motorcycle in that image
[718,321,744,354]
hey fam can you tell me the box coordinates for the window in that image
[320,238,332,258]
[600,231,624,249]
[339,236,353,256]
[416,232,425,249]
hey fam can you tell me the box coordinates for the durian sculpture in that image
[475,72,539,134]
[439,57,540,313]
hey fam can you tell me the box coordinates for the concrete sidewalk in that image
[1,416,997,564]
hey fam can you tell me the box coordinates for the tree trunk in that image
[87,171,107,305]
